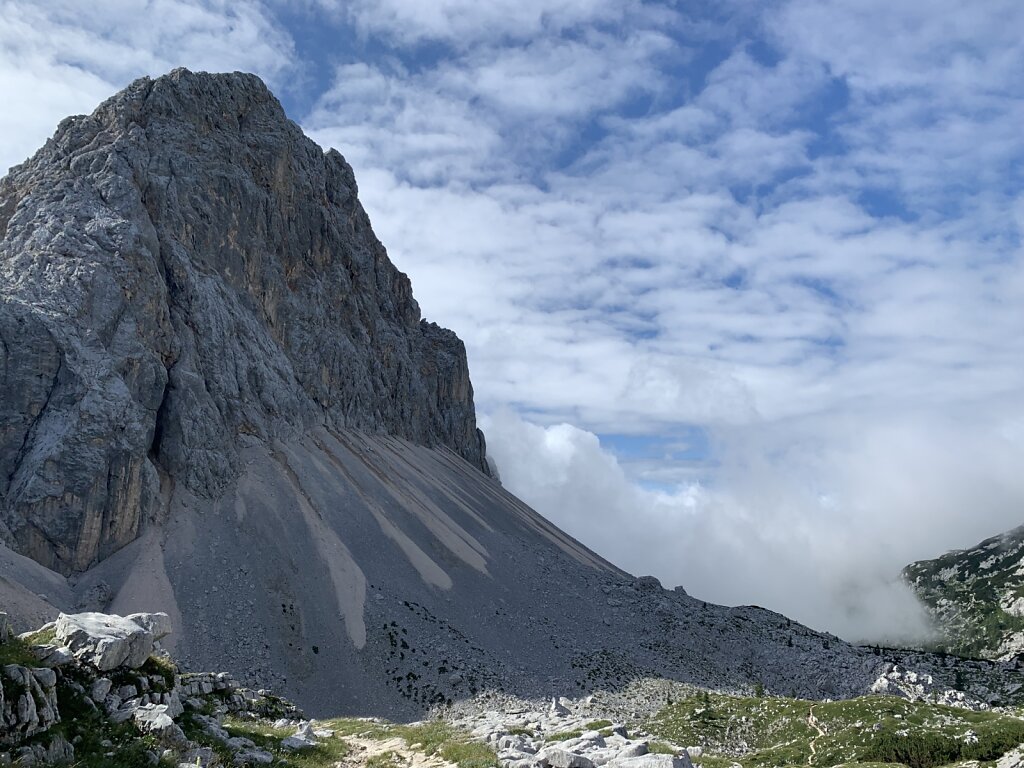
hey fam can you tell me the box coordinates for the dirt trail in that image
[340,735,459,768]
[807,705,826,763]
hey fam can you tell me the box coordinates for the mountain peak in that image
[0,69,488,575]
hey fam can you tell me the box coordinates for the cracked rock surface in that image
[0,67,488,576]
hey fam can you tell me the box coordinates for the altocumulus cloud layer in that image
[2,0,1023,641]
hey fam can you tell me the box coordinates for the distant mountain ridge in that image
[904,524,1024,660]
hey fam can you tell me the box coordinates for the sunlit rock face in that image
[0,68,488,575]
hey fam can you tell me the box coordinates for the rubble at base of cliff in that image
[0,610,306,767]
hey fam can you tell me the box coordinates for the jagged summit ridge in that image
[0,68,488,574]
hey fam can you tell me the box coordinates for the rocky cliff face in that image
[0,68,487,575]
[904,524,1024,660]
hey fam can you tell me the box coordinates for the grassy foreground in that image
[644,690,1024,768]
[186,715,499,768]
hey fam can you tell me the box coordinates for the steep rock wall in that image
[0,69,488,574]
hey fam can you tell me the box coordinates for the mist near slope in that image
[481,404,1024,644]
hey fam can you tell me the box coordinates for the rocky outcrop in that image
[53,611,170,670]
[0,664,59,744]
[0,610,303,766]
[0,68,488,575]
[453,694,700,768]
[904,523,1024,660]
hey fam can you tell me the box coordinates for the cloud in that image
[0,0,296,173]
[304,28,676,186]
[338,0,632,46]
[771,0,1024,214]
[483,406,1024,643]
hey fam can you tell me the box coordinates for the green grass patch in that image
[507,726,535,737]
[367,751,405,768]
[392,721,498,768]
[646,690,1024,768]
[20,626,57,646]
[648,742,679,755]
[585,719,613,730]
[318,718,496,768]
[0,635,40,667]
[142,654,177,691]
[321,717,393,739]
[221,716,351,768]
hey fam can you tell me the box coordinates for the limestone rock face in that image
[0,664,60,743]
[904,523,1024,660]
[0,68,488,574]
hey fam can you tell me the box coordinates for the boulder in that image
[29,645,74,668]
[133,704,188,749]
[0,664,60,741]
[608,755,693,768]
[127,613,173,642]
[282,723,318,750]
[538,747,597,768]
[233,747,274,765]
[616,743,649,759]
[54,613,169,670]
[89,678,112,703]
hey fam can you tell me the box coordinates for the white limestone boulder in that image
[537,747,597,768]
[127,612,173,641]
[607,754,693,768]
[134,703,189,748]
[282,722,318,750]
[54,612,170,670]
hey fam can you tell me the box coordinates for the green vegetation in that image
[143,654,177,690]
[181,714,351,768]
[904,528,1024,659]
[585,719,613,730]
[0,635,39,667]
[20,625,57,646]
[38,676,175,768]
[647,742,680,755]
[393,721,498,768]
[240,717,500,768]
[366,751,404,768]
[646,689,1024,768]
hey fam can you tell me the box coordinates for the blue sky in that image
[2,0,1024,641]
